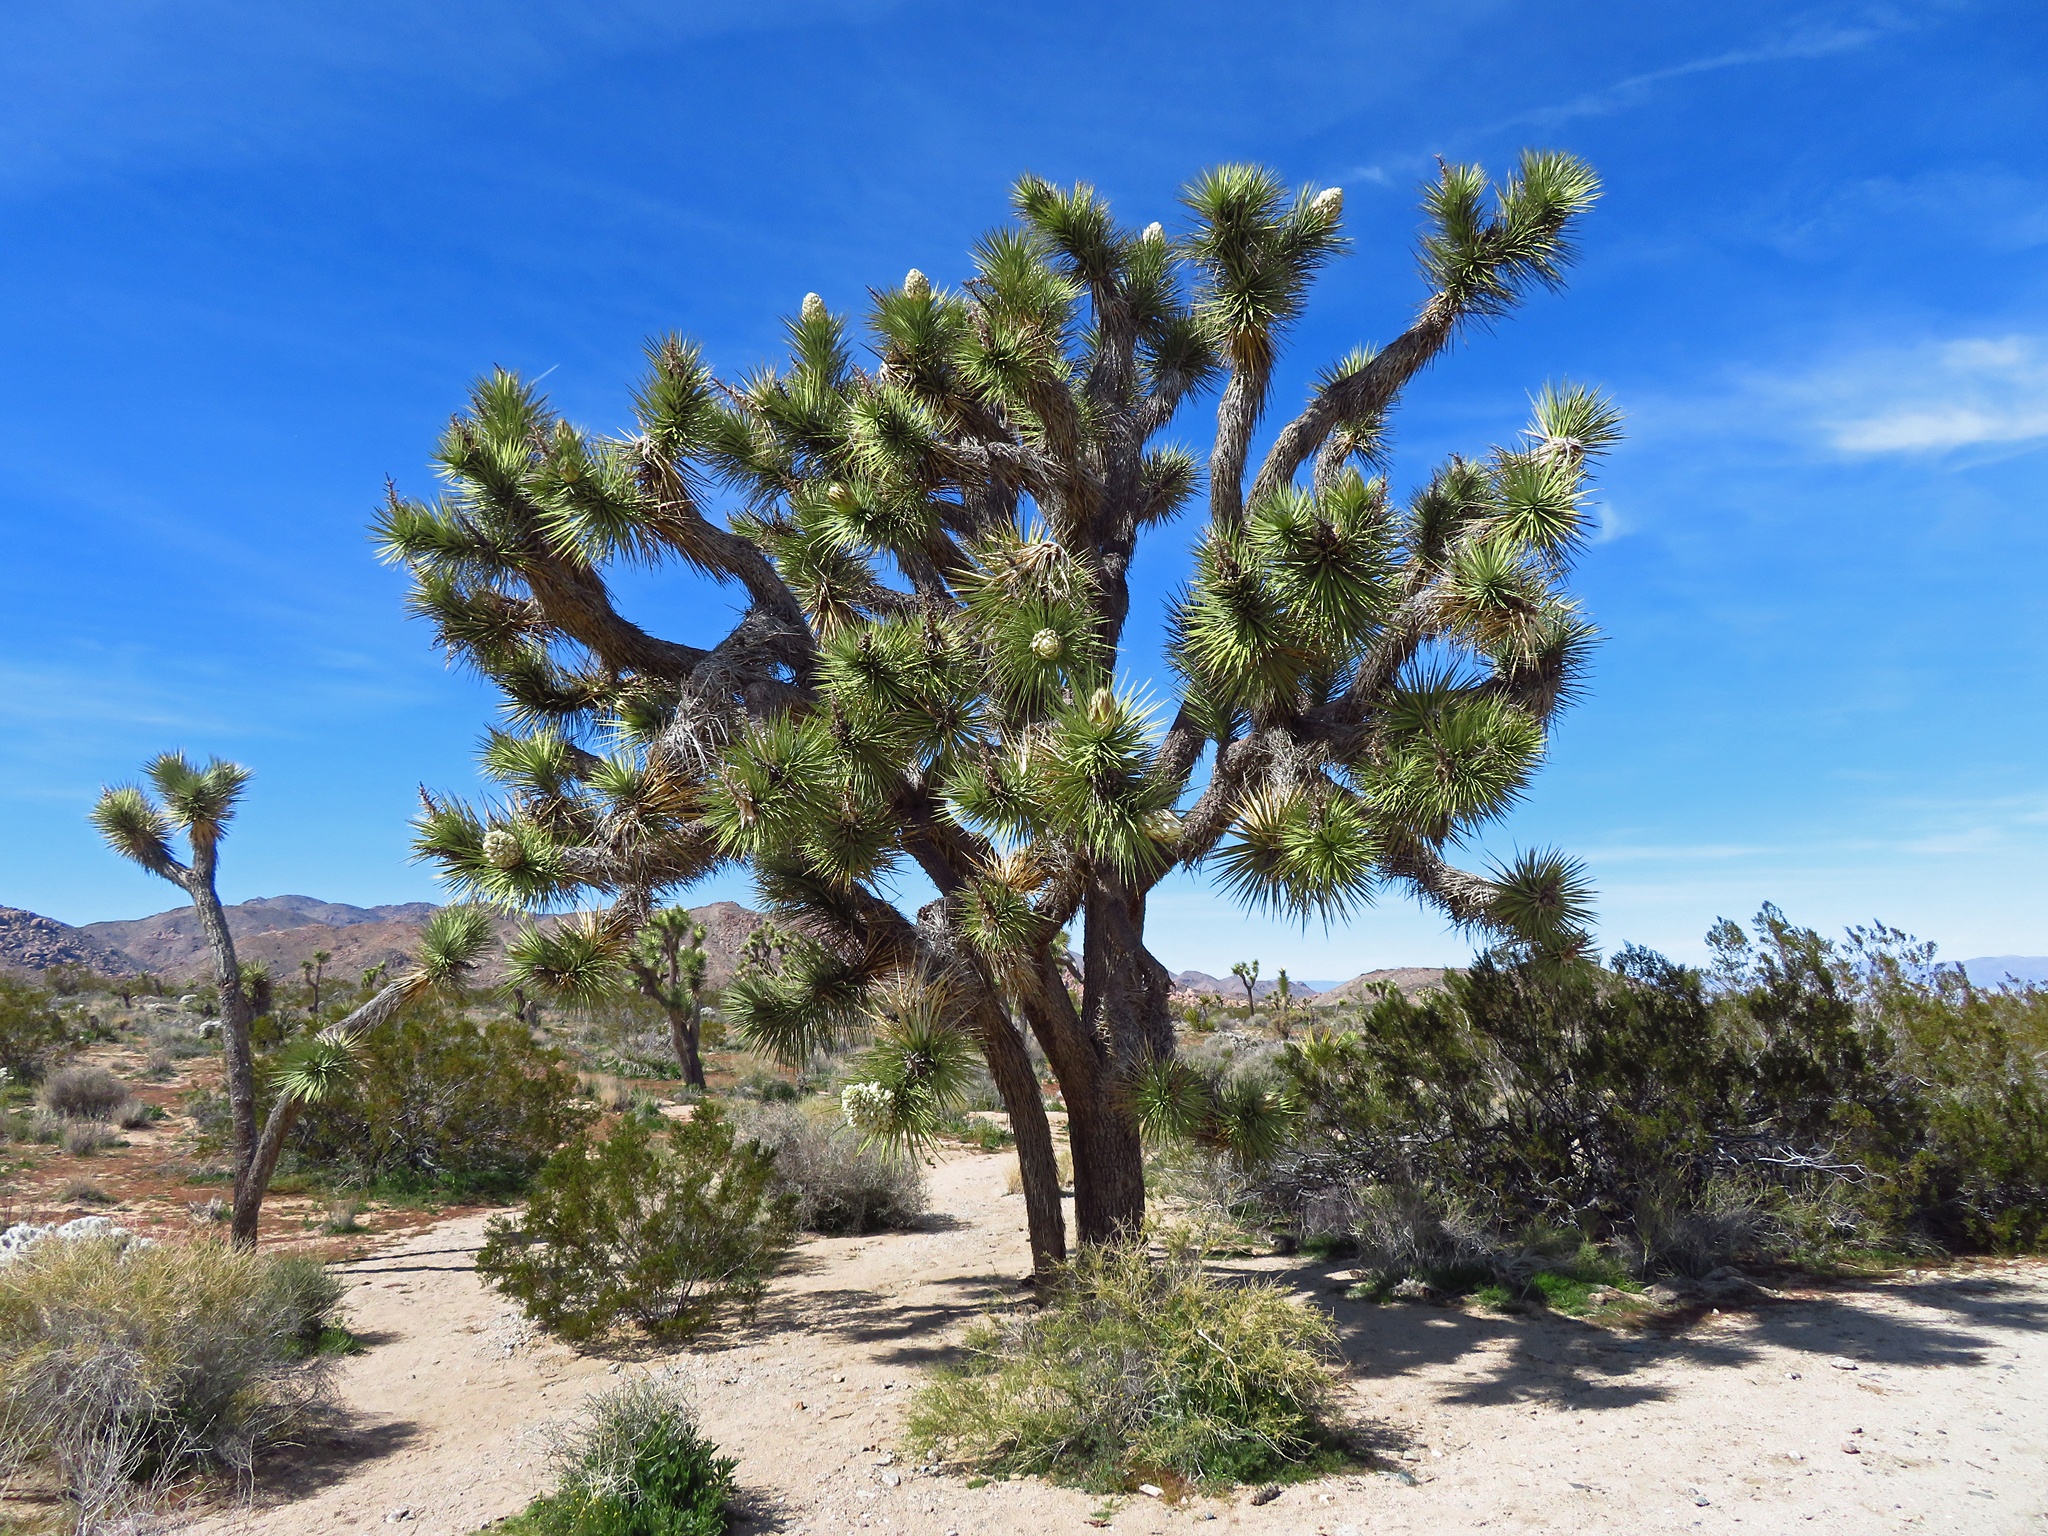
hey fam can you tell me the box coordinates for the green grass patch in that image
[909,1230,1337,1492]
[488,1376,734,1536]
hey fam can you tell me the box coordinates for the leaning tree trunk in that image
[243,979,413,1225]
[973,998,1067,1274]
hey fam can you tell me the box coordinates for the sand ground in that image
[177,1150,2047,1536]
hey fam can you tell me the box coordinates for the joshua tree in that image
[91,753,495,1245]
[302,948,332,1014]
[509,903,715,1086]
[634,908,712,1085]
[1231,959,1261,1016]
[1273,968,1293,1034]
[384,153,1609,1258]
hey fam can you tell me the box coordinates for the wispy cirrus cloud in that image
[1484,14,1903,137]
[1346,9,1910,186]
[1796,336,2048,455]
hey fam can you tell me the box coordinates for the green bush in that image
[0,976,73,1084]
[0,1236,342,1528]
[732,1103,926,1235]
[285,1001,591,1197]
[477,1103,795,1344]
[1261,908,2048,1277]
[908,1232,1335,1490]
[498,1375,735,1536]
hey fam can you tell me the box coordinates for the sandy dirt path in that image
[184,1150,2048,1536]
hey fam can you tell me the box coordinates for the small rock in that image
[881,1471,900,1487]
[1841,1442,1861,1455]
[1391,1277,1437,1302]
[1138,1484,1163,1498]
[1829,1358,1860,1371]
[1249,1485,1281,1506]
[384,1510,412,1524]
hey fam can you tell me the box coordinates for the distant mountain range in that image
[7,898,2040,1000]
[0,895,766,987]
[1170,966,1456,1002]
[1960,956,2048,987]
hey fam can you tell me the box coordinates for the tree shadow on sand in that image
[1254,1257,2048,1413]
[237,1419,424,1509]
[740,1271,1023,1367]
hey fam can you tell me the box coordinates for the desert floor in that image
[162,1148,2047,1536]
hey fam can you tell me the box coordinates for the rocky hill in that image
[0,908,139,975]
[2,895,767,987]
[1317,966,1459,1001]
[77,895,440,977]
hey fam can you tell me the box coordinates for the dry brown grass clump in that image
[0,1234,342,1531]
[37,1067,130,1122]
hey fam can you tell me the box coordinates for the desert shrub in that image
[498,1375,735,1536]
[61,1121,118,1157]
[943,1113,1015,1151]
[0,1236,341,1527]
[477,1103,794,1344]
[144,1021,213,1062]
[734,1069,801,1103]
[40,1067,131,1122]
[0,977,73,1084]
[1259,908,2048,1277]
[117,1099,161,1130]
[285,1002,591,1197]
[731,1103,925,1235]
[909,1232,1334,1490]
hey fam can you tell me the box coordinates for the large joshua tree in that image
[91,753,496,1246]
[383,153,1612,1264]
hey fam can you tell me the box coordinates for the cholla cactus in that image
[382,153,1610,1258]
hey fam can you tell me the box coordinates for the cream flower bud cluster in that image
[840,1080,896,1131]
[482,827,523,869]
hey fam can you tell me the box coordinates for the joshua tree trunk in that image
[184,874,267,1246]
[663,997,707,1089]
[243,979,412,1225]
[974,998,1067,1272]
[1018,948,1153,1244]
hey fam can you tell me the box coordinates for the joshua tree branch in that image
[1248,296,1456,504]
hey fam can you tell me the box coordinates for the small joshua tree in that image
[1232,959,1261,1017]
[92,753,495,1245]
[385,153,1610,1260]
[302,948,332,1014]
[507,903,715,1086]
[635,908,711,1085]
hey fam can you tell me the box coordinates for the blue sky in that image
[2,0,2043,978]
